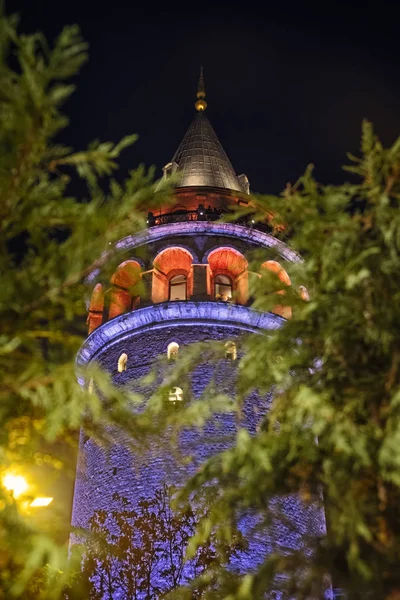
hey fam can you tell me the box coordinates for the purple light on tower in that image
[72,69,330,598]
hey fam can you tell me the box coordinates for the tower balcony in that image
[147,206,275,236]
[85,221,302,336]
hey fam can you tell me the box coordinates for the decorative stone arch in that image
[202,243,247,265]
[123,255,146,268]
[207,247,249,305]
[109,260,142,320]
[150,243,200,265]
[152,247,194,303]
[261,260,292,319]
[87,283,104,334]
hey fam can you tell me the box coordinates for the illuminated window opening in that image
[168,387,183,403]
[299,285,310,301]
[167,342,179,360]
[261,260,292,319]
[169,274,187,301]
[215,274,233,302]
[225,341,237,360]
[118,352,128,372]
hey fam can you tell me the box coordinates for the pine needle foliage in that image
[160,124,400,599]
[0,10,169,598]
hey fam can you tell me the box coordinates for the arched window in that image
[152,247,193,304]
[225,341,237,360]
[167,342,179,360]
[168,387,183,403]
[109,261,142,320]
[169,274,187,301]
[207,247,248,305]
[215,274,233,302]
[261,260,292,319]
[87,283,104,334]
[118,352,128,373]
[299,285,310,301]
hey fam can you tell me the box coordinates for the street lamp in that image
[2,472,53,507]
[3,473,28,498]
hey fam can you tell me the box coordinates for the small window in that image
[169,274,187,301]
[162,161,178,179]
[118,352,128,372]
[225,341,237,361]
[168,387,183,403]
[167,342,179,360]
[215,274,233,302]
[88,378,94,394]
[299,285,310,301]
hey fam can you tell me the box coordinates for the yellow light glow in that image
[3,474,28,498]
[30,497,53,507]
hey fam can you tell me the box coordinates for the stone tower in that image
[72,72,327,597]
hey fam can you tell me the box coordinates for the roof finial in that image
[195,65,207,112]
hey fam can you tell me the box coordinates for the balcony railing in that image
[146,208,275,235]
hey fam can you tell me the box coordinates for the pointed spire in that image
[162,69,249,193]
[195,65,207,112]
[170,112,243,191]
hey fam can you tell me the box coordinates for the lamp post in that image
[2,471,53,508]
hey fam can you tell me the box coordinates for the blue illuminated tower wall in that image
[71,78,329,595]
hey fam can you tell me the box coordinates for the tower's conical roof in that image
[167,69,246,193]
[171,111,244,192]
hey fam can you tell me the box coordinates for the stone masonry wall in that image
[72,317,326,579]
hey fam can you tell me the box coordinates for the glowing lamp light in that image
[30,497,53,508]
[3,474,28,498]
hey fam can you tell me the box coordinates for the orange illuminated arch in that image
[87,283,104,334]
[152,247,194,303]
[207,247,248,305]
[261,260,292,319]
[109,260,142,320]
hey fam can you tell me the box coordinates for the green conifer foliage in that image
[162,124,400,599]
[0,11,169,598]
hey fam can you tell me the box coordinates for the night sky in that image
[8,0,400,194]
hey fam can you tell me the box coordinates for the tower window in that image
[168,387,183,403]
[118,352,128,372]
[225,341,237,361]
[167,342,179,360]
[299,285,310,301]
[169,274,187,301]
[215,274,233,302]
[162,161,178,179]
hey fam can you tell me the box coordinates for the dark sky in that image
[8,0,400,193]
